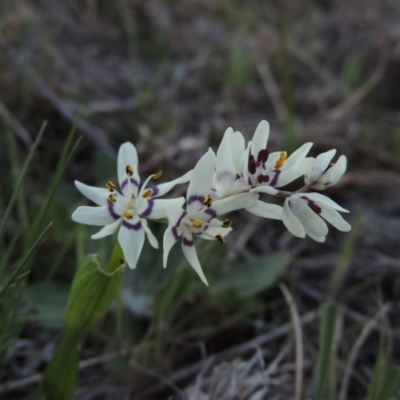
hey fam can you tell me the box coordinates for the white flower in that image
[213,120,314,221]
[163,149,258,285]
[71,142,192,269]
[304,149,347,190]
[279,191,351,242]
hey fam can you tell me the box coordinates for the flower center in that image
[123,211,133,219]
[192,219,202,228]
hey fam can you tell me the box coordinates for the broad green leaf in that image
[211,252,292,298]
[41,337,79,400]
[64,251,124,340]
[41,244,124,399]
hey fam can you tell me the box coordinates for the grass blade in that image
[0,122,47,239]
[0,222,52,300]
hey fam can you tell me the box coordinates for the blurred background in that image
[1,0,400,399]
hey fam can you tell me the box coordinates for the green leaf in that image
[314,301,337,400]
[41,244,125,400]
[41,337,79,400]
[378,364,400,400]
[211,252,292,298]
[63,251,125,340]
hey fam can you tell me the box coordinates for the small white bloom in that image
[71,142,192,269]
[213,120,314,220]
[281,192,351,242]
[305,149,347,190]
[164,149,258,285]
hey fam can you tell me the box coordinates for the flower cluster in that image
[72,120,351,285]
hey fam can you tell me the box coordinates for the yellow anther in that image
[192,219,202,229]
[203,196,213,207]
[152,170,163,180]
[142,189,152,198]
[215,234,226,244]
[106,181,116,192]
[108,194,116,203]
[126,165,134,176]
[123,211,133,220]
[222,218,232,228]
[274,151,287,169]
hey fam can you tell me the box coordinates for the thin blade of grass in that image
[0,121,47,239]
[314,301,337,400]
[0,222,52,300]
[378,364,400,400]
[28,132,82,246]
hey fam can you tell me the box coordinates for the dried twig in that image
[279,283,304,400]
[136,311,317,398]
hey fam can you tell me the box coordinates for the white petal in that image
[239,144,251,184]
[71,206,116,226]
[181,235,208,286]
[199,224,233,240]
[216,127,236,175]
[305,149,336,184]
[276,157,314,187]
[232,131,246,174]
[250,120,269,158]
[314,155,347,189]
[202,193,258,218]
[283,142,313,169]
[163,227,180,268]
[166,201,187,226]
[117,142,140,198]
[251,186,279,196]
[304,228,326,242]
[141,220,159,248]
[319,205,351,232]
[75,181,109,206]
[151,170,193,198]
[138,197,186,220]
[305,192,349,213]
[265,151,281,172]
[118,215,144,269]
[289,195,328,237]
[91,219,121,239]
[246,201,283,220]
[282,198,306,238]
[187,149,216,215]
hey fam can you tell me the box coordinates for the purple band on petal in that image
[188,195,205,205]
[141,199,154,216]
[108,202,121,220]
[182,237,194,246]
[121,177,139,191]
[269,170,281,187]
[205,208,217,218]
[175,211,187,227]
[172,226,180,240]
[122,219,142,230]
[151,186,159,197]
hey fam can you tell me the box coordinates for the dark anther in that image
[248,155,256,174]
[257,149,269,163]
